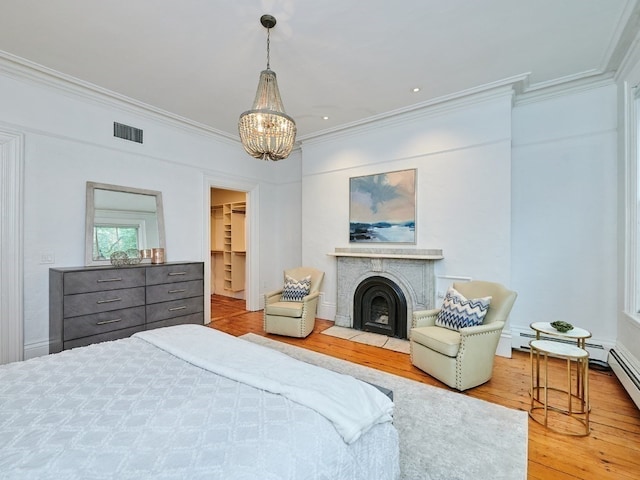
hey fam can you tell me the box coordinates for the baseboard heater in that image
[608,349,640,410]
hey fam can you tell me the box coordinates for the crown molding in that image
[0,50,241,146]
[514,70,617,106]
[616,19,640,83]
[299,74,527,145]
[608,0,640,77]
[0,46,622,150]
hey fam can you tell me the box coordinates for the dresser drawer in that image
[146,279,203,305]
[64,287,145,317]
[146,263,204,286]
[64,325,145,350]
[146,312,204,330]
[64,268,145,294]
[146,296,204,323]
[63,306,145,341]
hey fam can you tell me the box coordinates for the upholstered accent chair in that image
[264,267,325,338]
[410,280,517,391]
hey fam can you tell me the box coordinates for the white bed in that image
[0,325,400,479]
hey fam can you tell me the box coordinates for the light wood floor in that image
[209,295,640,480]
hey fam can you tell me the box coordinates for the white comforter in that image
[134,325,394,444]
[0,325,400,480]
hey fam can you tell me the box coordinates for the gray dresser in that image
[49,262,204,353]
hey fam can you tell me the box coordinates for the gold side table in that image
[530,322,591,412]
[530,322,592,348]
[529,339,590,436]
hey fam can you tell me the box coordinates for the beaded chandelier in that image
[238,15,296,161]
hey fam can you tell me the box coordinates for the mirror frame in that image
[85,181,166,266]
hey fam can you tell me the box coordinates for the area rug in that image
[321,325,411,354]
[240,333,527,480]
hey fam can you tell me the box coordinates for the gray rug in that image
[240,333,527,480]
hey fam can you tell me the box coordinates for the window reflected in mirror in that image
[85,182,165,266]
[93,225,139,261]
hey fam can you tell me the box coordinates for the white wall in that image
[300,88,514,336]
[242,159,303,295]
[511,85,618,359]
[615,32,640,386]
[0,60,303,358]
[300,82,619,362]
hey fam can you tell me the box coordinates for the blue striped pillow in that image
[281,275,312,302]
[435,287,491,331]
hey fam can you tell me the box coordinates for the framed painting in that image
[349,168,416,243]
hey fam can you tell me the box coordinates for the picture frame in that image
[349,168,416,243]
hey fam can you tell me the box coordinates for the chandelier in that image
[238,14,297,161]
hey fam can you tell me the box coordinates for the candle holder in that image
[151,248,165,264]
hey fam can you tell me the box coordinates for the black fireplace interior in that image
[353,276,408,339]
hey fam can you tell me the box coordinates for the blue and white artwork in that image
[349,169,416,243]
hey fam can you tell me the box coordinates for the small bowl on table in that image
[550,320,574,333]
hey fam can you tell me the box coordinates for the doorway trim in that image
[0,129,24,364]
[203,175,260,318]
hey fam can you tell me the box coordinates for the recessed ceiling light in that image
[322,116,329,120]
[412,87,421,93]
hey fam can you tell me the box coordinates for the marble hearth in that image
[329,248,444,339]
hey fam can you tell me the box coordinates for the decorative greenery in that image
[110,251,129,267]
[550,320,574,333]
[110,249,142,266]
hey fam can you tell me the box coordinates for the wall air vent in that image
[113,122,143,144]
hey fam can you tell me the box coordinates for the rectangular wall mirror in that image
[85,181,166,266]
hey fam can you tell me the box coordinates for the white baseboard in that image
[317,293,336,321]
[24,340,49,360]
[496,331,512,358]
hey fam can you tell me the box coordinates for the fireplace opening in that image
[353,276,407,339]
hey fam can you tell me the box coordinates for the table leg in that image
[575,339,583,402]
[530,348,534,412]
[567,357,572,413]
[535,332,541,401]
[543,351,549,427]
[584,358,590,434]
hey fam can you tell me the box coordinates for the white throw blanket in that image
[134,325,394,444]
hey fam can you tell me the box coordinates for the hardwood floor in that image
[209,295,640,480]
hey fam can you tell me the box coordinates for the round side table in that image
[530,321,591,348]
[530,322,591,412]
[529,339,590,436]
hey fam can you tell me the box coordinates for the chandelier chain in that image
[266,28,271,70]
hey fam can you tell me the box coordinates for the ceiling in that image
[0,0,637,141]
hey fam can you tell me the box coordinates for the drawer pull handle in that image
[168,289,187,294]
[97,277,122,283]
[96,298,122,304]
[168,272,187,276]
[96,318,122,325]
[168,306,187,312]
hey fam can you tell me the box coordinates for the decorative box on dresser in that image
[49,262,204,353]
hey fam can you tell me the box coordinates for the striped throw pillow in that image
[281,275,312,302]
[435,287,491,331]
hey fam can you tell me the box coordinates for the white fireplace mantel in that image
[329,248,444,338]
[328,247,444,260]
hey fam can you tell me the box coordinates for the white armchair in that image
[410,280,517,391]
[263,267,325,338]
